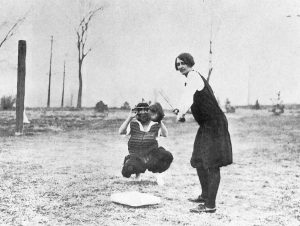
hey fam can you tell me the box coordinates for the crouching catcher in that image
[118,102,173,178]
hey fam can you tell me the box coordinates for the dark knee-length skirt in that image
[190,116,232,169]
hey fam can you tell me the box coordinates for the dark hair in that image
[175,53,195,70]
[149,102,164,122]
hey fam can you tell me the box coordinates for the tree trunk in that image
[77,59,83,108]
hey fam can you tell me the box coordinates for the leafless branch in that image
[83,48,92,59]
[76,6,104,58]
[0,16,26,49]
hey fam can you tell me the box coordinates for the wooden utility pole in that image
[61,61,66,108]
[47,36,53,108]
[16,40,26,135]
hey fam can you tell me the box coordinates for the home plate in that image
[111,191,161,207]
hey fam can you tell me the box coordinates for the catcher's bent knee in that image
[122,155,147,177]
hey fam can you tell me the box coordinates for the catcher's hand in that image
[128,109,137,119]
[149,102,164,123]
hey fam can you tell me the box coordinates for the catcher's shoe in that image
[122,164,135,178]
[188,195,206,204]
[189,205,216,213]
[155,174,165,186]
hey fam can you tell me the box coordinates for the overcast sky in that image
[0,0,299,108]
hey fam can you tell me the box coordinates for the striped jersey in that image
[127,121,160,156]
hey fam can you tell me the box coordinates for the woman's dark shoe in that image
[189,205,216,213]
[188,195,206,204]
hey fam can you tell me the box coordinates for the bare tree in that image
[0,16,26,49]
[76,6,104,108]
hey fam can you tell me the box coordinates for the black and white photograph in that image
[0,0,299,225]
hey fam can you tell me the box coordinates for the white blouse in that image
[177,70,204,119]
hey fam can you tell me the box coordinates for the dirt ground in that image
[0,108,299,226]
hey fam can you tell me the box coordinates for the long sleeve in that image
[177,71,204,118]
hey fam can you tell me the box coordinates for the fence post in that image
[15,40,26,135]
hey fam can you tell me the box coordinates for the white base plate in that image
[111,191,161,207]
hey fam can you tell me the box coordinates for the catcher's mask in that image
[132,103,149,114]
[133,103,150,124]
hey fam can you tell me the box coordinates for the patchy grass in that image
[0,108,299,225]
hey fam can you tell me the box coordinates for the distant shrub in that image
[121,101,131,110]
[253,99,260,110]
[95,100,108,112]
[1,95,16,110]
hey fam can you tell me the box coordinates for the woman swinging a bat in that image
[173,53,233,213]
